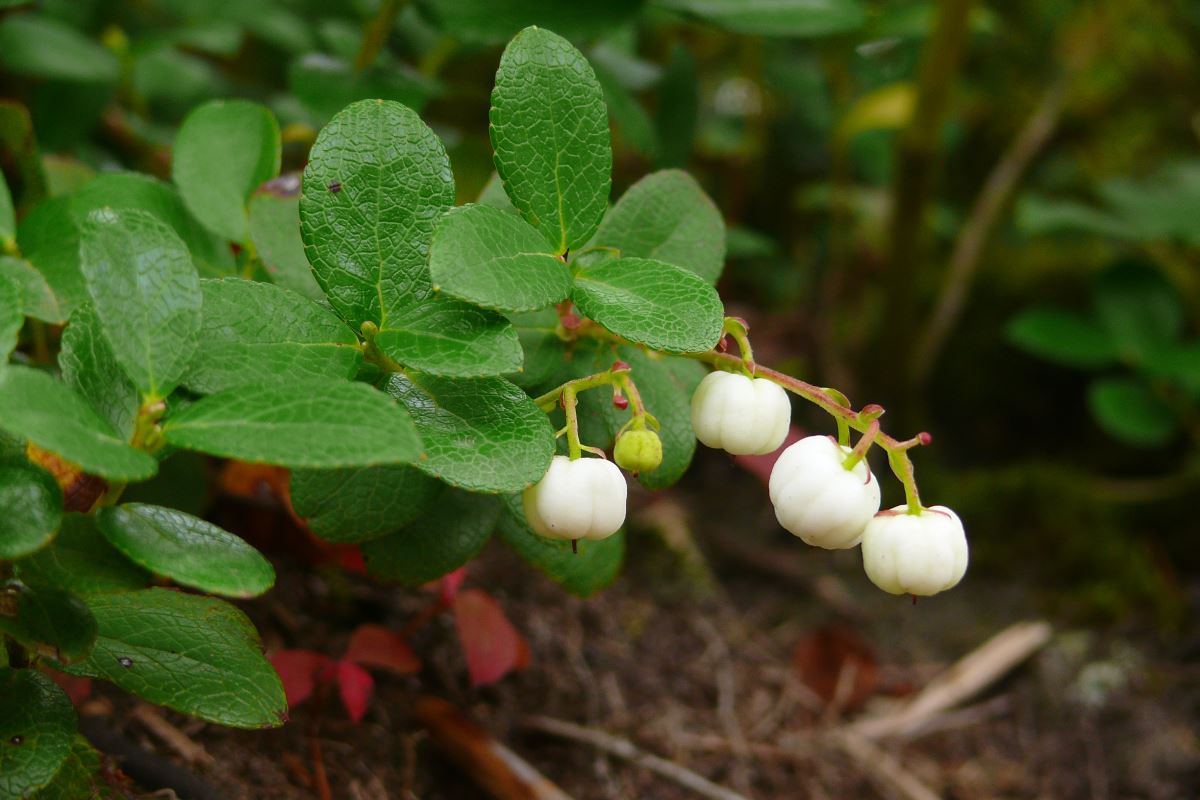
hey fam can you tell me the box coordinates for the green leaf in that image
[0,583,97,664]
[0,256,61,324]
[591,170,725,284]
[59,303,140,440]
[419,0,644,43]
[374,299,523,377]
[163,379,422,468]
[0,170,14,245]
[62,589,286,728]
[654,45,698,169]
[1143,341,1200,398]
[429,203,572,312]
[478,172,518,214]
[172,100,282,243]
[96,504,274,598]
[572,257,724,352]
[29,736,102,800]
[0,668,76,799]
[1087,377,1176,447]
[1093,263,1183,362]
[361,489,499,585]
[1015,194,1137,240]
[16,514,150,595]
[490,27,612,254]
[79,208,202,399]
[594,61,658,159]
[184,278,361,394]
[289,54,436,122]
[496,493,623,597]
[506,308,563,390]
[1006,307,1118,369]
[653,0,867,37]
[0,15,119,82]
[383,372,555,492]
[0,465,62,560]
[0,367,157,481]
[0,272,19,360]
[289,465,440,543]
[247,175,325,300]
[300,99,454,328]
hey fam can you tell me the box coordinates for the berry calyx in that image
[522,455,627,542]
[690,371,791,456]
[768,435,881,549]
[860,505,968,596]
[614,428,663,474]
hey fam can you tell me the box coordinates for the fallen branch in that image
[130,705,213,768]
[521,715,754,800]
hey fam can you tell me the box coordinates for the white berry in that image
[522,455,627,542]
[768,435,881,549]
[861,505,968,596]
[690,371,791,456]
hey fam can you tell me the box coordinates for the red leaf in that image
[270,650,331,708]
[335,659,374,723]
[734,425,806,485]
[334,544,367,575]
[792,624,879,712]
[41,666,92,705]
[344,624,421,675]
[438,566,468,604]
[452,589,529,688]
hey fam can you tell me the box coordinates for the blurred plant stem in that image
[354,0,403,72]
[878,0,973,408]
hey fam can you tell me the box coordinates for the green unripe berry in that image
[614,428,662,473]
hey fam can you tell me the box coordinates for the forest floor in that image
[80,453,1200,800]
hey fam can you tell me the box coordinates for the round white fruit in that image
[768,435,881,549]
[522,455,627,542]
[861,505,969,596]
[690,371,791,456]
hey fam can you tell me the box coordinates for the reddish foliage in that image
[344,624,421,675]
[334,660,374,723]
[792,624,879,712]
[438,567,468,605]
[270,650,331,708]
[733,425,806,485]
[452,589,530,688]
[42,666,93,705]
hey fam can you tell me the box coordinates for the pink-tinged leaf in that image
[438,566,468,604]
[335,659,374,723]
[734,425,806,485]
[42,666,92,705]
[453,589,529,688]
[270,650,331,708]
[344,624,421,675]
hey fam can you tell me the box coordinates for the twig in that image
[852,620,1052,739]
[353,0,401,71]
[521,715,753,800]
[310,738,333,800]
[912,77,1068,382]
[130,705,213,768]
[834,730,941,800]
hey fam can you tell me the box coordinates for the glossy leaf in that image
[0,170,13,244]
[62,589,287,728]
[373,299,523,377]
[653,0,867,37]
[591,170,725,283]
[429,203,571,312]
[0,367,157,481]
[79,208,202,399]
[496,493,623,597]
[15,514,150,595]
[383,373,554,492]
[97,504,275,598]
[572,257,724,353]
[28,736,102,800]
[59,303,140,440]
[0,272,19,360]
[289,464,440,543]
[0,465,62,560]
[361,490,499,586]
[0,584,97,664]
[289,54,436,122]
[1007,308,1118,369]
[247,175,324,300]
[0,15,119,82]
[1093,263,1183,362]
[490,27,611,254]
[173,99,282,242]
[344,625,421,674]
[269,650,329,708]
[419,0,644,43]
[163,379,422,468]
[0,669,76,799]
[0,256,61,324]
[452,588,529,687]
[1087,377,1176,447]
[335,660,374,723]
[184,278,361,394]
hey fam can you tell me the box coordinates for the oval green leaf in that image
[0,669,76,799]
[0,465,62,560]
[362,490,499,586]
[16,514,150,595]
[290,465,441,543]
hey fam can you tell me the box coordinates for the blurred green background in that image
[2,0,1198,624]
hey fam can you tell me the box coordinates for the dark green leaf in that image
[300,99,454,328]
[419,0,644,43]
[289,54,436,121]
[290,465,440,543]
[0,15,119,82]
[1143,341,1200,398]
[374,298,523,377]
[362,489,499,585]
[654,45,697,168]
[62,589,286,728]
[1088,377,1176,447]
[496,493,622,597]
[572,257,724,353]
[172,100,282,242]
[0,465,62,560]
[591,170,725,283]
[0,367,157,481]
[0,668,76,799]
[1093,263,1183,361]
[59,303,140,440]
[490,27,611,254]
[16,514,149,595]
[593,61,657,159]
[97,504,274,598]
[79,208,202,399]
[0,256,61,324]
[247,175,324,300]
[506,308,562,390]
[0,583,97,664]
[429,203,572,312]
[0,170,14,245]
[163,379,422,468]
[184,278,361,394]
[1006,307,1118,369]
[0,272,18,360]
[654,0,867,37]
[383,372,555,492]
[1015,194,1137,240]
[29,736,102,800]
